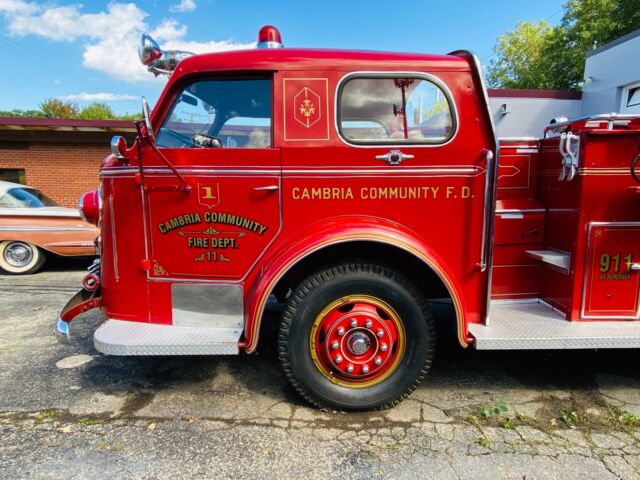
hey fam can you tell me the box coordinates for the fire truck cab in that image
[58,26,640,410]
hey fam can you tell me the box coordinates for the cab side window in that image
[338,76,455,145]
[157,78,272,149]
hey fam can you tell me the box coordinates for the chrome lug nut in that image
[362,365,369,374]
[331,340,339,350]
[365,319,373,329]
[337,327,345,336]
[376,329,384,337]
[380,343,388,352]
[346,364,354,373]
[335,355,343,364]
[350,319,358,328]
[374,356,382,365]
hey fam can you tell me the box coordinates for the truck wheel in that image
[0,241,46,275]
[278,262,435,410]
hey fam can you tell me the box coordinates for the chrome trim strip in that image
[102,166,481,177]
[498,145,539,150]
[495,208,546,214]
[581,222,640,320]
[544,113,640,134]
[479,149,494,272]
[0,226,95,232]
[148,276,243,284]
[109,194,119,281]
[498,137,540,142]
[449,50,499,326]
[333,71,460,149]
[538,298,567,319]
[283,167,480,176]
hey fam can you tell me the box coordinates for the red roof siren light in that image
[257,25,283,49]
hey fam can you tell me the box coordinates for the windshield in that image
[0,187,59,208]
[157,78,272,149]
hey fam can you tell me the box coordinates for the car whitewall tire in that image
[0,240,46,275]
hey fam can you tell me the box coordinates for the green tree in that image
[79,102,116,120]
[0,108,44,117]
[545,0,617,89]
[487,20,554,89]
[488,0,640,90]
[39,98,79,118]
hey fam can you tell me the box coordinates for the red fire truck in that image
[57,26,640,410]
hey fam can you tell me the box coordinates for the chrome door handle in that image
[631,263,640,271]
[253,185,279,191]
[375,150,414,166]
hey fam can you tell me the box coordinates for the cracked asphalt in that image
[1,267,640,479]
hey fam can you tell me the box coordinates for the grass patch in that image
[98,442,125,452]
[34,410,57,424]
[74,417,103,426]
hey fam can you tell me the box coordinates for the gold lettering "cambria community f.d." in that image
[291,186,471,201]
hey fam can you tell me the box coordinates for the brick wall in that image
[0,143,107,207]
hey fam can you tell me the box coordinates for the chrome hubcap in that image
[346,331,371,355]
[4,242,33,268]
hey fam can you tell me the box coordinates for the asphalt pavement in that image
[1,266,639,479]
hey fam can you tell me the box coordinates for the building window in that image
[621,82,640,114]
[338,74,456,145]
[0,169,26,184]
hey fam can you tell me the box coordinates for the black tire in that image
[278,262,436,411]
[0,240,46,275]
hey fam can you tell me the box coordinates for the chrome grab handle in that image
[253,185,279,191]
[558,132,579,181]
[479,149,496,272]
[631,263,640,271]
[375,150,414,166]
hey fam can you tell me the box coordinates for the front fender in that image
[244,215,468,353]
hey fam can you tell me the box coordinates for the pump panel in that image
[582,223,640,319]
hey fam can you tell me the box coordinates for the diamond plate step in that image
[94,319,242,356]
[470,301,640,350]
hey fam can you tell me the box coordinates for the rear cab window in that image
[338,74,456,145]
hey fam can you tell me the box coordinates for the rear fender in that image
[244,216,467,353]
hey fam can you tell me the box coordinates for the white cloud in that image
[60,92,139,101]
[170,0,196,13]
[0,1,254,83]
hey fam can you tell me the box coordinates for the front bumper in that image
[55,259,101,343]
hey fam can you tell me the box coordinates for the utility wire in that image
[0,36,98,90]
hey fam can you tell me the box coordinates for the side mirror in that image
[141,97,155,140]
[110,135,127,159]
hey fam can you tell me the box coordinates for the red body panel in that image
[95,48,495,350]
[88,44,640,354]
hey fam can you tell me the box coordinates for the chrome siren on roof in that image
[138,33,194,77]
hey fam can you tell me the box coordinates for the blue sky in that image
[0,0,564,116]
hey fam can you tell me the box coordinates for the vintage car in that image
[0,181,98,274]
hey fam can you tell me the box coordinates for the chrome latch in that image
[375,150,414,166]
[630,263,640,271]
[558,132,580,181]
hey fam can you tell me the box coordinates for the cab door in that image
[142,76,280,281]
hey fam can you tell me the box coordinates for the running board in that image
[94,319,242,355]
[469,302,640,350]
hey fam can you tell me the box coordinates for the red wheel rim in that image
[310,295,406,388]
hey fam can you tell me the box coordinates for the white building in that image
[487,28,640,139]
[581,29,640,115]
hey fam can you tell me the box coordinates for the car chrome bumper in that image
[55,316,70,344]
[55,261,101,343]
